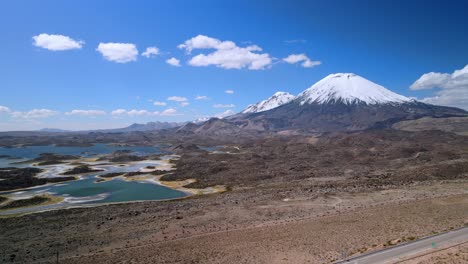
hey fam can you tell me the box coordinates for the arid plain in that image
[1,122,468,263]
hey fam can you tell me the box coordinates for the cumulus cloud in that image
[96,43,138,63]
[11,109,58,119]
[195,95,209,100]
[111,109,159,117]
[215,109,235,118]
[65,109,106,117]
[213,104,235,108]
[127,109,157,116]
[110,108,180,117]
[225,90,234,94]
[142,46,160,58]
[421,89,468,110]
[178,35,272,70]
[160,108,178,116]
[111,109,127,116]
[410,65,468,109]
[167,96,188,102]
[167,96,189,107]
[283,53,321,68]
[166,57,181,67]
[410,72,451,90]
[33,33,84,51]
[153,101,167,106]
[0,106,11,113]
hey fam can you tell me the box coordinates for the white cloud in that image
[178,35,228,53]
[421,89,468,110]
[127,109,157,116]
[167,96,188,102]
[160,108,178,116]
[283,53,321,68]
[11,109,58,119]
[166,57,181,67]
[167,96,189,107]
[142,46,160,58]
[96,43,138,63]
[111,109,127,116]
[411,65,468,109]
[195,95,209,100]
[213,104,235,108]
[32,33,84,51]
[283,54,307,64]
[111,109,159,117]
[153,101,167,106]
[65,109,106,117]
[0,106,11,113]
[410,72,451,90]
[215,109,235,118]
[178,35,272,70]
[225,90,234,94]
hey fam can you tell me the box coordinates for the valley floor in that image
[1,129,468,263]
[1,180,467,263]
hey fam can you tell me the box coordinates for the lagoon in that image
[0,144,186,215]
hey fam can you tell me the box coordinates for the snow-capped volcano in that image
[296,73,411,105]
[242,91,295,113]
[227,72,466,132]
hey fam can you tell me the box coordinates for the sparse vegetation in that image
[0,167,75,191]
[0,195,50,210]
[61,165,104,175]
[100,172,125,178]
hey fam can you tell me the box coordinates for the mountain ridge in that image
[242,91,295,113]
[221,73,467,133]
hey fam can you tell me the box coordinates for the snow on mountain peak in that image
[242,91,295,113]
[296,73,411,105]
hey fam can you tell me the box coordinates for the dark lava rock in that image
[0,167,75,191]
[100,172,125,178]
[61,165,104,175]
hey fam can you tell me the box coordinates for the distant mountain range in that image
[100,121,183,132]
[36,73,467,135]
[38,121,184,133]
[183,73,467,136]
[39,128,72,133]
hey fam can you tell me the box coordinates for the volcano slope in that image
[162,129,468,189]
[226,73,467,133]
[1,128,468,263]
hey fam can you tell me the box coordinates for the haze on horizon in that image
[0,0,467,131]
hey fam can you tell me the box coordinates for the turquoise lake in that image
[0,144,187,215]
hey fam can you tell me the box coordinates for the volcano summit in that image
[224,73,467,133]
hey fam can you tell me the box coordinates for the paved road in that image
[336,227,468,264]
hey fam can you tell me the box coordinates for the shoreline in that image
[0,156,227,217]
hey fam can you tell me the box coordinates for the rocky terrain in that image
[0,126,467,263]
[402,242,468,264]
[0,167,75,191]
[60,165,104,175]
[162,129,468,189]
[394,116,468,136]
[17,153,79,166]
[0,73,467,263]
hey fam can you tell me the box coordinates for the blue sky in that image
[0,0,467,131]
